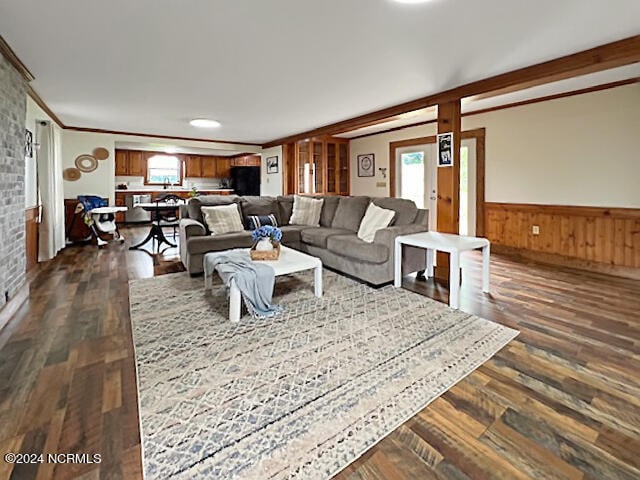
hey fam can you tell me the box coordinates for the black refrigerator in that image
[230,166,261,196]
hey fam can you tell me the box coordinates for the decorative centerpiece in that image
[250,225,282,260]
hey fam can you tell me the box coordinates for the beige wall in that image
[350,123,436,197]
[61,131,117,202]
[260,145,283,196]
[349,83,640,208]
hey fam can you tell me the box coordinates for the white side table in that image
[394,232,490,309]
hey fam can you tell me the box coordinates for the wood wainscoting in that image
[25,206,39,272]
[485,202,640,279]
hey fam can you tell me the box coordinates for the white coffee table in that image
[394,232,490,309]
[204,246,323,322]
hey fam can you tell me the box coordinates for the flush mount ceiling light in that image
[393,0,434,3]
[189,118,221,128]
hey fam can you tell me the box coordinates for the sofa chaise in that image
[179,194,428,286]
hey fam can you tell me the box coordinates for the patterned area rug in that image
[129,270,518,480]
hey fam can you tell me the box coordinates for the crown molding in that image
[0,34,34,82]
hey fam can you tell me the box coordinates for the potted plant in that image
[250,225,283,260]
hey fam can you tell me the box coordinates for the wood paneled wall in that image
[25,206,39,271]
[485,202,640,269]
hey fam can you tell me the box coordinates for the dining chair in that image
[153,193,184,241]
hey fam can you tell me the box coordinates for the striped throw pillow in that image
[289,195,324,227]
[201,204,245,235]
[247,214,278,231]
[357,203,396,243]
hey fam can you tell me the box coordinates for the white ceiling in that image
[1,0,639,144]
[337,63,640,138]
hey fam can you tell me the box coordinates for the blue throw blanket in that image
[205,250,282,319]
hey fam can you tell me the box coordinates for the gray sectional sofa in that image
[179,194,429,285]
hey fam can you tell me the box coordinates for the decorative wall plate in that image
[63,167,82,181]
[93,147,109,160]
[75,154,98,172]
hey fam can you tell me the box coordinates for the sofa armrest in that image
[373,224,428,248]
[179,218,206,239]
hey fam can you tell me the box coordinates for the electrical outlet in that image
[532,225,540,235]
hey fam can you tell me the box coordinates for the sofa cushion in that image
[327,234,389,264]
[277,196,294,225]
[246,214,278,231]
[319,196,341,227]
[187,195,239,226]
[300,227,352,248]
[186,231,253,255]
[201,204,245,235]
[239,196,281,227]
[357,203,396,242]
[279,225,305,245]
[331,196,370,231]
[290,195,324,227]
[371,197,418,225]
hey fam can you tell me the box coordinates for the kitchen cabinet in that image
[185,155,203,177]
[231,155,261,167]
[216,158,232,178]
[114,149,147,177]
[185,155,229,178]
[201,157,218,177]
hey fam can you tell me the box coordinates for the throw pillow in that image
[357,203,396,243]
[247,214,278,231]
[289,195,324,227]
[201,204,245,235]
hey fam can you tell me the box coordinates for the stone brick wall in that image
[0,52,27,308]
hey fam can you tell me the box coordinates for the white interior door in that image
[396,144,437,231]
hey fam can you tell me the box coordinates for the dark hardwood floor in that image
[1,225,638,480]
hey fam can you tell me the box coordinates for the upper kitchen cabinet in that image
[115,149,146,177]
[184,155,203,177]
[185,155,231,178]
[201,156,218,177]
[216,158,232,178]
[231,155,261,167]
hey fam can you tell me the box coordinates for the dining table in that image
[128,201,184,254]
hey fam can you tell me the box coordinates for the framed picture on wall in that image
[437,132,453,167]
[357,153,375,177]
[266,156,279,174]
[25,129,34,158]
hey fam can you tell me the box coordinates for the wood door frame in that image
[389,127,486,236]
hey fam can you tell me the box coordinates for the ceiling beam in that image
[262,35,640,148]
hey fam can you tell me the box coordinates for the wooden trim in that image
[492,244,640,281]
[0,282,29,333]
[486,202,640,219]
[262,35,640,147]
[388,128,486,235]
[25,206,39,272]
[484,202,640,269]
[0,34,34,82]
[348,119,438,140]
[464,77,639,118]
[65,126,262,147]
[344,78,638,140]
[25,86,65,128]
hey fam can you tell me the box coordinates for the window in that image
[400,152,425,209]
[147,155,181,185]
